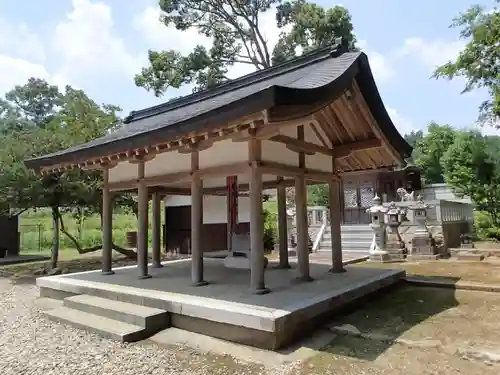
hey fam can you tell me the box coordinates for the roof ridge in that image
[124,44,343,124]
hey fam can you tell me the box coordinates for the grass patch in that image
[18,207,163,254]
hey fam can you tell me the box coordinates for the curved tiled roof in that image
[25,46,412,170]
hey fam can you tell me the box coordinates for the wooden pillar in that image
[101,166,114,275]
[191,150,208,286]
[137,160,151,279]
[249,138,269,294]
[277,183,290,269]
[329,177,345,273]
[328,181,345,273]
[151,191,162,268]
[295,125,313,281]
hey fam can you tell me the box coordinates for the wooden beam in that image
[332,138,381,158]
[231,115,315,142]
[259,161,338,183]
[269,134,334,156]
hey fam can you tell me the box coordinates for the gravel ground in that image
[0,278,280,375]
[4,277,500,375]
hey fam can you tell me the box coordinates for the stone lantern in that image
[406,195,438,260]
[384,202,406,261]
[366,194,389,262]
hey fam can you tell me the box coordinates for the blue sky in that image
[0,0,494,135]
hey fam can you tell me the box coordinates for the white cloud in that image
[0,55,52,94]
[53,0,141,80]
[387,107,416,135]
[399,37,465,70]
[0,18,45,62]
[357,40,394,83]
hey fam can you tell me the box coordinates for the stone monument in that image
[367,194,389,262]
[406,195,438,260]
[384,202,406,261]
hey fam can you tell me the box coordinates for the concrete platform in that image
[37,258,404,350]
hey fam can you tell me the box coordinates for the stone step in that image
[340,226,372,232]
[64,294,169,330]
[323,233,373,240]
[44,307,149,342]
[321,240,371,249]
[318,247,369,253]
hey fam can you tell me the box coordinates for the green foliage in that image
[441,130,500,226]
[412,123,457,184]
[307,184,328,206]
[135,0,356,95]
[273,1,356,64]
[473,210,500,240]
[0,80,121,214]
[263,207,277,250]
[434,1,500,126]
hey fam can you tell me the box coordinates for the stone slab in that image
[64,294,169,329]
[407,254,440,261]
[0,254,49,266]
[44,306,147,342]
[457,253,485,261]
[37,258,404,350]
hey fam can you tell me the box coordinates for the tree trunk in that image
[58,208,138,260]
[50,206,60,269]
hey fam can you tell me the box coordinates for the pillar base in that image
[252,287,271,295]
[101,270,115,276]
[293,275,314,283]
[192,280,209,287]
[138,274,152,280]
[151,263,164,268]
[329,266,346,274]
[273,263,292,270]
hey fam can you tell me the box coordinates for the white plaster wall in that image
[306,152,333,172]
[199,138,248,169]
[109,138,249,183]
[165,195,250,224]
[109,152,191,183]
[261,140,299,166]
[303,122,328,146]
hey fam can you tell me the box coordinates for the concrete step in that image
[318,247,369,254]
[44,307,149,342]
[340,226,372,232]
[64,294,169,330]
[322,240,371,249]
[323,233,373,240]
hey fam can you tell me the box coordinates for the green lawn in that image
[19,207,152,254]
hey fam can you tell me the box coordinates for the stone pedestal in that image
[366,195,390,263]
[384,202,406,262]
[406,196,438,261]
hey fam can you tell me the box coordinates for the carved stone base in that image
[410,235,436,258]
[369,252,391,263]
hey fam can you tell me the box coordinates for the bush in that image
[263,208,277,251]
[474,210,500,241]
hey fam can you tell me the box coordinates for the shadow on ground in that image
[311,281,460,361]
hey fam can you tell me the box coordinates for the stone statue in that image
[396,187,416,202]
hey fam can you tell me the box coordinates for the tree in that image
[434,1,499,127]
[441,130,500,226]
[135,0,356,95]
[0,79,137,269]
[412,123,457,184]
